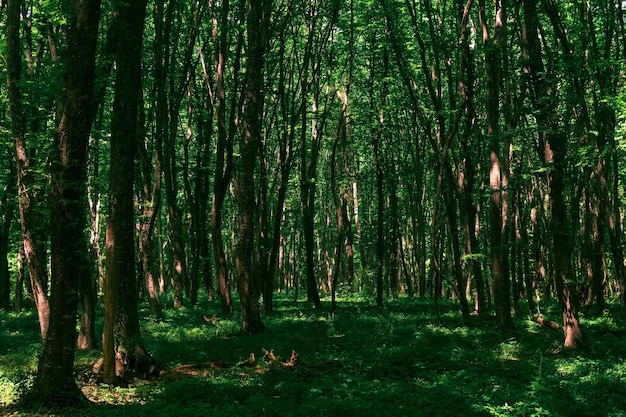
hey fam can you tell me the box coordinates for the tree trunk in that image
[6,0,50,342]
[263,29,297,310]
[137,89,163,320]
[458,0,487,317]
[372,47,388,308]
[0,178,14,311]
[163,123,187,309]
[301,88,323,310]
[299,0,341,309]
[102,0,158,383]
[77,133,104,349]
[208,0,245,314]
[192,91,214,301]
[235,0,265,334]
[522,0,582,349]
[28,0,101,405]
[480,0,513,329]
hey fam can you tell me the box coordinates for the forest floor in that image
[1,294,626,416]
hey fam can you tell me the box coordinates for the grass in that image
[2,295,626,416]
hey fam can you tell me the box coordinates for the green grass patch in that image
[1,296,626,416]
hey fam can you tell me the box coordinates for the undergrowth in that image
[1,295,626,416]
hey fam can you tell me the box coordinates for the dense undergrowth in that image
[1,294,626,416]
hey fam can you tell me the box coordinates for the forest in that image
[1,0,626,414]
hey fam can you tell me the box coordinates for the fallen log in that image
[530,316,561,331]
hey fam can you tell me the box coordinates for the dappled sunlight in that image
[2,297,626,416]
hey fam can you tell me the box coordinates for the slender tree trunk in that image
[372,46,388,308]
[208,0,245,314]
[480,0,513,329]
[236,0,265,334]
[163,122,187,309]
[0,176,14,311]
[301,87,323,309]
[262,29,298,309]
[523,0,582,349]
[518,190,536,314]
[6,0,50,341]
[193,90,214,300]
[458,0,487,317]
[299,0,341,309]
[137,91,163,319]
[77,133,103,349]
[14,244,24,314]
[388,164,400,297]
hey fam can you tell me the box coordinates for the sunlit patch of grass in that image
[83,382,147,406]
[0,377,18,407]
[0,370,35,407]
[497,338,521,361]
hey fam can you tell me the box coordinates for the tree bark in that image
[28,0,101,405]
[480,0,514,329]
[236,0,265,334]
[299,0,341,309]
[522,0,583,349]
[0,176,14,311]
[208,0,245,314]
[458,0,487,317]
[137,90,163,319]
[102,0,158,383]
[262,27,298,311]
[6,0,50,341]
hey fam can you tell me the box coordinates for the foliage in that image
[2,295,626,416]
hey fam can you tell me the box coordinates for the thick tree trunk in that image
[28,0,101,406]
[102,0,158,384]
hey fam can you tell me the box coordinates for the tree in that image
[457,0,487,316]
[299,0,342,310]
[0,159,15,311]
[479,0,514,329]
[522,0,583,349]
[101,0,158,383]
[24,0,101,405]
[235,0,265,334]
[208,0,244,314]
[6,0,50,341]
